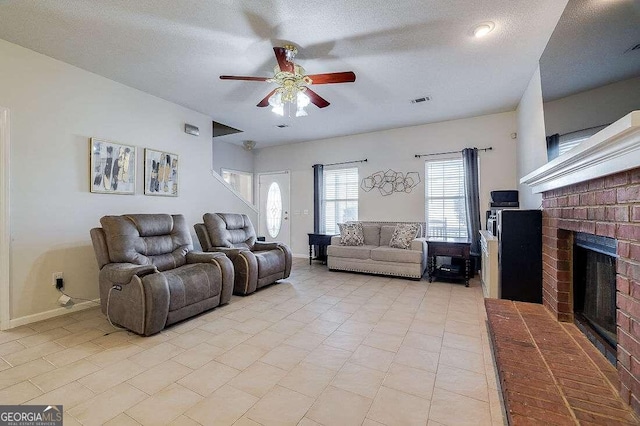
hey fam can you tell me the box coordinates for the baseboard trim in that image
[292,253,308,259]
[8,299,101,329]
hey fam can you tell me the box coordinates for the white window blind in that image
[425,158,468,239]
[558,125,607,156]
[324,167,358,234]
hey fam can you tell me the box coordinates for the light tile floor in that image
[0,259,507,425]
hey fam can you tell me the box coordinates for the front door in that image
[258,171,290,246]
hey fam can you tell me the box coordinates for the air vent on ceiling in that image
[276,124,289,128]
[624,43,640,54]
[411,96,432,104]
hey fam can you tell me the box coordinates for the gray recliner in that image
[90,214,233,336]
[194,213,292,296]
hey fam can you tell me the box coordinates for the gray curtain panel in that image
[546,133,560,161]
[313,164,324,234]
[462,148,481,258]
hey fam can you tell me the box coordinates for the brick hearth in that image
[485,299,639,424]
[541,166,640,414]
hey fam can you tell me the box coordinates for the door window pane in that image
[266,182,282,238]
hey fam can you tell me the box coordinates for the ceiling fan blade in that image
[220,75,270,82]
[305,88,330,108]
[273,47,294,74]
[307,71,356,84]
[257,89,277,107]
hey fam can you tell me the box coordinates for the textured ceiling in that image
[540,0,640,101]
[0,0,568,147]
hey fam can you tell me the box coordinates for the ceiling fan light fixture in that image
[473,22,495,38]
[297,92,310,108]
[268,91,285,115]
[220,45,354,113]
[295,92,310,117]
[268,91,282,106]
[242,140,256,151]
[272,103,284,116]
[283,44,298,62]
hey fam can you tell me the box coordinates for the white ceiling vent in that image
[411,96,432,104]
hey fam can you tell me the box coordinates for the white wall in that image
[212,139,254,176]
[254,112,518,256]
[544,76,640,136]
[516,66,547,209]
[0,39,256,321]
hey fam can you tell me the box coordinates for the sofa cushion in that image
[327,244,376,260]
[362,224,381,246]
[379,225,397,247]
[370,247,423,264]
[339,222,364,246]
[164,263,222,311]
[389,223,420,249]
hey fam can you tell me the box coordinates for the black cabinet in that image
[497,209,542,303]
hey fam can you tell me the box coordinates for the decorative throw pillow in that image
[389,223,420,249]
[338,222,365,246]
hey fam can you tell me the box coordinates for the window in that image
[425,158,468,239]
[323,167,358,234]
[558,125,608,156]
[221,169,253,204]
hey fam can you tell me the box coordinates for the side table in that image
[426,237,471,286]
[308,233,336,265]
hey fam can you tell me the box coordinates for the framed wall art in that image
[144,149,179,196]
[90,138,136,194]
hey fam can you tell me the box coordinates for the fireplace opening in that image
[573,232,617,365]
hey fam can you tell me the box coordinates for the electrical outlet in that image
[52,272,63,290]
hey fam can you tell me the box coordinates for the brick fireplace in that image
[520,111,640,414]
[541,167,640,412]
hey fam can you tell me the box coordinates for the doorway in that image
[0,107,10,330]
[258,171,290,246]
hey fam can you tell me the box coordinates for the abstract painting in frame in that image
[144,149,179,196]
[90,138,136,194]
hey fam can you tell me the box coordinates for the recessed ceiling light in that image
[473,22,495,38]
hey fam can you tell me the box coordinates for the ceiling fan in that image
[220,44,356,116]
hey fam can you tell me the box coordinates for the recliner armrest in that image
[201,247,250,260]
[101,263,158,285]
[186,250,228,264]
[253,241,281,251]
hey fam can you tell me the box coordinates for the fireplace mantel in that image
[521,111,640,194]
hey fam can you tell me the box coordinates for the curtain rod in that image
[414,147,493,158]
[322,158,368,167]
[559,123,610,138]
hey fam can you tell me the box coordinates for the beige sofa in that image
[327,221,427,279]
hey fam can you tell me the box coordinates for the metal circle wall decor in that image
[361,170,421,196]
